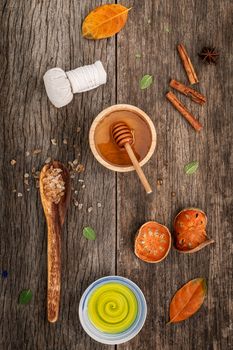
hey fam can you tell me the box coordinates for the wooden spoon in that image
[39,161,71,322]
[111,122,152,193]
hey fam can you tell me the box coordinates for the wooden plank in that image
[0,1,116,349]
[0,0,232,349]
[116,1,232,349]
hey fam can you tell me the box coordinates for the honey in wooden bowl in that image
[89,104,156,172]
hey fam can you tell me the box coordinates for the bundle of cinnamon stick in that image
[166,43,206,132]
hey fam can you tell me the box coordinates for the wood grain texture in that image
[116,0,232,350]
[0,1,116,349]
[0,0,232,349]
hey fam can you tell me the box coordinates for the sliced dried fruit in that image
[174,208,214,253]
[82,4,130,40]
[135,221,171,263]
[169,278,207,323]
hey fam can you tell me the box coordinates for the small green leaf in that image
[83,227,96,240]
[165,27,170,33]
[135,53,141,59]
[19,289,33,305]
[184,161,199,175]
[140,75,153,90]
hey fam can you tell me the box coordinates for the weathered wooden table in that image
[1,1,232,349]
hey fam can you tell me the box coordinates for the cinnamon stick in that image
[166,91,203,131]
[177,44,198,85]
[170,79,206,105]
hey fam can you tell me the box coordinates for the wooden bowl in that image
[89,104,157,172]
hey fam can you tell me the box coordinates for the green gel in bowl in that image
[87,283,138,334]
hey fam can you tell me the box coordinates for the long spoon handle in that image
[124,143,152,194]
[47,218,61,323]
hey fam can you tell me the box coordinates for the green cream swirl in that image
[87,283,138,334]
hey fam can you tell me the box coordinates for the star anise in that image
[199,47,219,64]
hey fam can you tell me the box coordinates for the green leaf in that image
[19,289,33,305]
[165,27,170,33]
[135,53,141,59]
[140,75,153,90]
[184,161,199,175]
[83,227,96,240]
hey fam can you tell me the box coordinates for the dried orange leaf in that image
[82,4,131,40]
[169,278,207,323]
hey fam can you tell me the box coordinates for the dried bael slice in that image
[135,221,171,263]
[174,208,214,254]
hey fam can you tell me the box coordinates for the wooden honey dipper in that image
[112,122,152,194]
